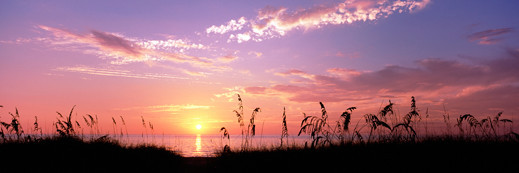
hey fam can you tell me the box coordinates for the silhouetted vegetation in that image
[0,136,182,172]
[0,105,181,172]
[213,137,518,173]
[1,95,518,172]
[280,107,289,147]
[213,95,518,172]
[232,94,261,150]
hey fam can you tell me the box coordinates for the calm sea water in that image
[118,134,310,157]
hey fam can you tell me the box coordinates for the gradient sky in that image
[1,0,518,135]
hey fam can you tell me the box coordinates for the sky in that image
[1,0,518,135]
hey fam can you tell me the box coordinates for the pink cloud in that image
[244,86,267,94]
[327,68,362,79]
[38,25,230,72]
[248,51,263,58]
[443,85,519,114]
[211,0,431,43]
[39,25,145,60]
[181,69,208,77]
[275,69,315,80]
[90,30,145,58]
[468,28,513,45]
[217,55,238,63]
[335,51,361,59]
[244,49,519,115]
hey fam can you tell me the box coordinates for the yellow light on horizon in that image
[196,124,202,130]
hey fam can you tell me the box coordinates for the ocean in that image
[120,134,310,157]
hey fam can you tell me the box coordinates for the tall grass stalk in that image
[55,105,76,137]
[120,116,129,142]
[232,94,261,151]
[220,127,230,152]
[141,116,148,143]
[280,107,288,147]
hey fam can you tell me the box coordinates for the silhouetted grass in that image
[211,95,519,173]
[2,95,519,172]
[0,135,182,172]
[1,106,183,172]
[213,136,519,173]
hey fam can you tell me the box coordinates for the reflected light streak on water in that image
[119,134,310,157]
[195,134,202,155]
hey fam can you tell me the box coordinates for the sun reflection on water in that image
[195,134,201,154]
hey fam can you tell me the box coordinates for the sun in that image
[195,124,202,130]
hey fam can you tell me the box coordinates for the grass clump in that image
[0,135,182,172]
[0,105,182,172]
[214,136,519,173]
[232,94,261,151]
[216,95,518,172]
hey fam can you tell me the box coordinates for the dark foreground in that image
[1,136,518,173]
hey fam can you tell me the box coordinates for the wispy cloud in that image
[275,69,315,80]
[334,51,361,59]
[136,39,205,52]
[55,66,187,80]
[181,69,209,77]
[207,0,431,43]
[117,104,212,114]
[217,55,239,63]
[214,86,244,102]
[146,104,212,113]
[206,17,247,34]
[468,27,513,45]
[38,25,229,71]
[248,51,263,58]
[326,67,362,80]
[38,25,148,63]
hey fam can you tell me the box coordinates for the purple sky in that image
[1,0,518,135]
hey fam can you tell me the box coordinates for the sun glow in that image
[196,124,202,130]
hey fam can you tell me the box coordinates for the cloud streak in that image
[468,28,513,45]
[117,104,212,114]
[137,39,205,52]
[217,55,239,63]
[55,66,187,80]
[145,104,212,113]
[38,25,229,72]
[207,0,431,43]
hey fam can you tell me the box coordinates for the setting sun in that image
[1,1,519,169]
